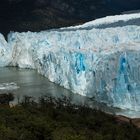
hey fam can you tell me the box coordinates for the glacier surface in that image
[0,13,140,111]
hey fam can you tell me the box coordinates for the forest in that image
[0,93,139,140]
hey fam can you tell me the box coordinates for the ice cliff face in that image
[0,13,140,111]
[0,34,11,66]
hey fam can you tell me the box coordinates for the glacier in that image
[0,13,140,111]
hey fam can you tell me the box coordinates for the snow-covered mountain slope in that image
[63,13,140,29]
[0,13,140,111]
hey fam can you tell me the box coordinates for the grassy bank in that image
[0,95,139,140]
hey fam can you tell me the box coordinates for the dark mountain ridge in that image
[0,0,140,36]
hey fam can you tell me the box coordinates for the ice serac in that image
[1,13,140,111]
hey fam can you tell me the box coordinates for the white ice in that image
[0,13,140,111]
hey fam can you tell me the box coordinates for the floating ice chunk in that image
[0,82,19,91]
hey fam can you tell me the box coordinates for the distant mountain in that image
[0,0,140,36]
[106,0,140,11]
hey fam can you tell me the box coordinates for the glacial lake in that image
[0,67,140,118]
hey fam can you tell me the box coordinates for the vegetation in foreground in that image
[0,94,139,140]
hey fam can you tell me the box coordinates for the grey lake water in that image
[0,67,140,118]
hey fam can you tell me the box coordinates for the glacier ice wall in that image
[0,34,12,66]
[1,13,140,111]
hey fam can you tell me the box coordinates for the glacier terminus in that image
[0,13,140,112]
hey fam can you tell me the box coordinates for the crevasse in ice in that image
[0,13,140,111]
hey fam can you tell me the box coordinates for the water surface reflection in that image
[0,67,139,118]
